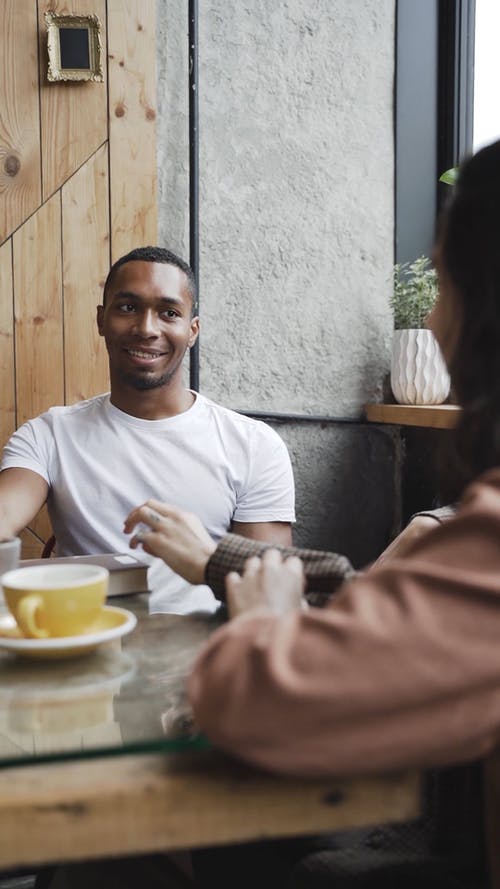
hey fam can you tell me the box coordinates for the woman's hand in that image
[226,548,305,619]
[124,499,216,585]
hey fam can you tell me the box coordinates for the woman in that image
[127,140,500,780]
[124,141,500,888]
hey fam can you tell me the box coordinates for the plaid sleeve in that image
[409,504,458,523]
[205,533,356,605]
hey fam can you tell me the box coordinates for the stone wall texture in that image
[156,0,398,563]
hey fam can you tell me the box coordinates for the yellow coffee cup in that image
[2,564,108,639]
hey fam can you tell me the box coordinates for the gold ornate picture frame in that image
[45,12,103,83]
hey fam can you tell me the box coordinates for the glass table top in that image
[0,595,221,768]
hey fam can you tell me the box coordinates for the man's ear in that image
[189,316,200,348]
[96,305,104,336]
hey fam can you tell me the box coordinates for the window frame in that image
[395,0,475,263]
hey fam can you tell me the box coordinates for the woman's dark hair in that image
[440,139,500,496]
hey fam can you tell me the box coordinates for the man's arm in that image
[230,424,295,544]
[0,468,49,538]
[231,520,292,546]
[124,501,355,599]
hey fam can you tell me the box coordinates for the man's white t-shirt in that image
[1,393,295,614]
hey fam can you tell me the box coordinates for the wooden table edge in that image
[0,751,421,870]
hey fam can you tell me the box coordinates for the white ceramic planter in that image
[390,329,450,405]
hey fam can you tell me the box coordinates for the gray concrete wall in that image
[269,419,400,566]
[156,0,398,565]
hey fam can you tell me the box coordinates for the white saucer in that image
[0,606,137,660]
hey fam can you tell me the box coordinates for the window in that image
[473,0,500,150]
[396,0,476,263]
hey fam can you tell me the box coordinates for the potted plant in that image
[390,256,450,405]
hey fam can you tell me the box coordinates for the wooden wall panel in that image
[0,241,16,450]
[27,503,52,551]
[20,526,46,559]
[38,0,108,201]
[13,194,64,426]
[108,0,157,260]
[62,145,110,403]
[0,0,41,244]
[1,0,158,557]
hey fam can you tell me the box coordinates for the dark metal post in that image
[188,0,200,391]
[437,0,475,211]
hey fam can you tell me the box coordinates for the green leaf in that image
[439,167,458,185]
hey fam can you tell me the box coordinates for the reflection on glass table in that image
[0,595,220,767]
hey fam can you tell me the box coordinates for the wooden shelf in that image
[364,403,461,430]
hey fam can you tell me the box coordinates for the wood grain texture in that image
[364,403,460,430]
[13,193,64,426]
[1,0,159,556]
[0,241,16,450]
[108,0,157,259]
[0,0,41,244]
[0,751,420,871]
[19,525,45,559]
[38,0,108,201]
[28,504,52,552]
[62,144,110,403]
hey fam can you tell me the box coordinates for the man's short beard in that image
[119,369,177,391]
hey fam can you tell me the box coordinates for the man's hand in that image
[373,514,440,567]
[226,548,305,619]
[123,500,216,585]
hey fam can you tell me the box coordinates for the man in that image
[0,247,295,613]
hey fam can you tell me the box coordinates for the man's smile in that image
[124,347,168,363]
